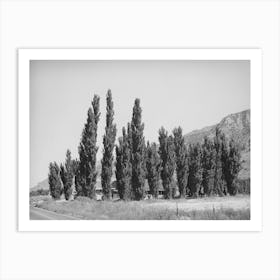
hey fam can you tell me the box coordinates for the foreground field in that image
[30,206,78,220]
[31,195,250,220]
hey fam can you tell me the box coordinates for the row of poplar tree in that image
[48,90,241,201]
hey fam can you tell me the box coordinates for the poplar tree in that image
[48,162,62,199]
[115,126,132,200]
[101,90,117,200]
[74,161,83,196]
[72,158,82,196]
[146,141,162,198]
[78,95,100,198]
[213,128,225,196]
[131,99,146,200]
[201,137,216,196]
[60,149,74,200]
[173,127,188,198]
[223,139,241,195]
[220,133,229,195]
[158,128,176,199]
[188,143,203,197]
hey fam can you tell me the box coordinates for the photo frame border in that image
[18,48,262,232]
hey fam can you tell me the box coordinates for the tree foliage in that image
[48,162,62,199]
[223,139,241,195]
[131,99,146,200]
[188,143,203,197]
[101,90,117,200]
[77,95,100,198]
[158,128,176,199]
[30,188,49,197]
[201,137,216,196]
[60,149,75,200]
[73,159,83,196]
[213,128,226,196]
[146,141,162,198]
[47,90,244,201]
[115,126,132,200]
[173,127,188,198]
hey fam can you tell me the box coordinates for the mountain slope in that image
[184,109,250,179]
[31,178,49,191]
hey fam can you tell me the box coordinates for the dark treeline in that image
[48,90,243,201]
[30,188,49,197]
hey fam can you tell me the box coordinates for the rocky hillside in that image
[184,109,250,179]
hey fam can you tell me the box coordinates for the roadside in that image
[146,195,250,211]
[30,206,78,220]
[31,195,250,220]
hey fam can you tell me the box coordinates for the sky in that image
[30,60,250,187]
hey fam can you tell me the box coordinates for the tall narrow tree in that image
[78,95,100,198]
[130,99,146,200]
[115,126,132,200]
[213,127,225,196]
[173,127,188,198]
[60,149,75,200]
[220,133,230,195]
[223,139,241,195]
[146,141,162,198]
[71,158,81,196]
[74,160,83,197]
[201,137,216,196]
[48,162,62,199]
[188,143,203,197]
[158,128,176,199]
[101,90,117,200]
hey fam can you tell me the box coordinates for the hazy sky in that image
[30,60,250,187]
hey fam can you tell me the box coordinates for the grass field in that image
[32,195,250,220]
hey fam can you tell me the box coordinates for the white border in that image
[18,49,262,232]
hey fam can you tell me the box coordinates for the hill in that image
[184,109,250,179]
[31,178,49,191]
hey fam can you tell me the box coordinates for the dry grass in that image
[35,195,250,220]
